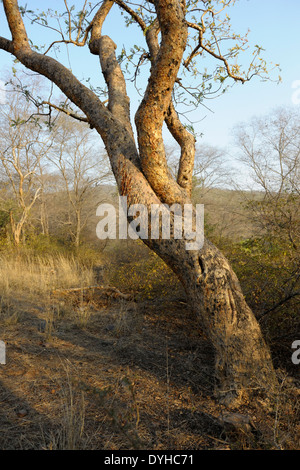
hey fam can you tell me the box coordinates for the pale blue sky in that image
[0,0,299,158]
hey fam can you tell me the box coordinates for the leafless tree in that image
[0,80,52,245]
[193,144,232,197]
[233,107,300,316]
[47,114,111,247]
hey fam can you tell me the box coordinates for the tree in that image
[48,114,111,247]
[234,108,300,243]
[0,0,279,406]
[36,159,50,237]
[192,144,231,198]
[0,78,52,245]
[233,107,300,318]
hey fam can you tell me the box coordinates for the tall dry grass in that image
[0,253,96,329]
[46,364,89,450]
[0,253,95,299]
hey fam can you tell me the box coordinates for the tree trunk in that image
[74,210,81,248]
[40,197,49,236]
[114,165,278,406]
[148,235,277,405]
[10,210,22,246]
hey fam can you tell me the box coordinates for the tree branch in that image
[88,0,115,53]
[41,100,89,124]
[89,0,134,138]
[0,36,14,53]
[259,291,300,319]
[1,1,114,139]
[185,21,246,84]
[2,0,31,52]
[166,104,195,196]
[114,1,196,197]
[0,0,175,210]
[135,0,190,204]
[115,0,147,31]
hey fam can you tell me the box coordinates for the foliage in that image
[107,240,183,301]
[221,235,299,349]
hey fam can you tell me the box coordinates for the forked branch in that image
[134,0,191,204]
[115,0,196,198]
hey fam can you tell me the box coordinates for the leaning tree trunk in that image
[0,0,278,407]
[149,235,277,406]
[109,156,278,406]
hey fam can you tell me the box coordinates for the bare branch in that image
[64,0,73,41]
[0,36,14,53]
[166,103,195,196]
[115,0,147,31]
[41,100,89,124]
[75,0,89,43]
[89,0,134,137]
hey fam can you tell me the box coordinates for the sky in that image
[0,0,300,176]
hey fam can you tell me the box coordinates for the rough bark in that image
[135,1,189,205]
[0,0,278,406]
[144,18,196,198]
[150,236,278,405]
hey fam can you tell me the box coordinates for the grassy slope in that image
[0,187,299,450]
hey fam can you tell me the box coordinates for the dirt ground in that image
[0,288,299,450]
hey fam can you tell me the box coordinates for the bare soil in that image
[0,289,299,450]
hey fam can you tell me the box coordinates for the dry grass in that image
[0,253,94,298]
[46,364,88,450]
[0,252,299,450]
[0,253,95,334]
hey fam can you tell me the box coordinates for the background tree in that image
[233,107,300,322]
[192,144,231,198]
[0,0,281,405]
[35,159,51,237]
[0,79,52,245]
[48,114,111,247]
[167,143,230,198]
